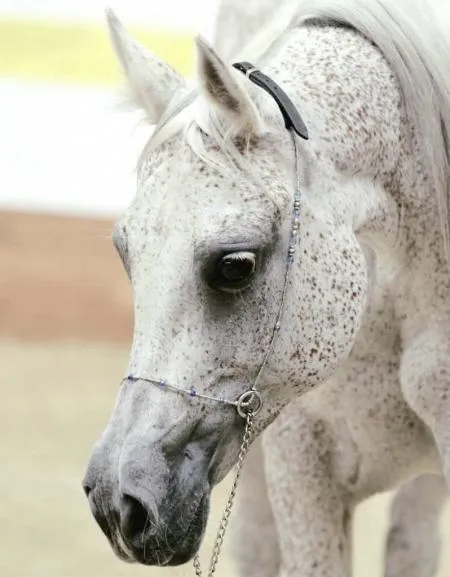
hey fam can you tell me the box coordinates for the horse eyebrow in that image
[193,225,278,263]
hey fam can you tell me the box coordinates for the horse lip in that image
[174,494,208,561]
[186,493,206,531]
[113,544,135,563]
[128,547,174,566]
[87,490,136,564]
[110,529,136,563]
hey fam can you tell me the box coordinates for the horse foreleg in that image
[229,436,281,577]
[384,474,447,577]
[400,327,450,479]
[262,401,354,577]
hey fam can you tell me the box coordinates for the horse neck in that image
[264,25,402,174]
[260,24,406,247]
[260,21,450,278]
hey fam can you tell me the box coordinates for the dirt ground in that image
[0,211,132,343]
[1,339,450,577]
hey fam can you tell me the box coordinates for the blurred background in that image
[1,1,449,576]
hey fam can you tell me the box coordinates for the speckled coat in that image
[214,2,450,576]
[83,1,450,575]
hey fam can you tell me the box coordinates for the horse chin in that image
[167,494,210,566]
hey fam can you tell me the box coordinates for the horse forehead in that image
[134,160,272,236]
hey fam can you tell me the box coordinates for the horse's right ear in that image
[195,36,264,136]
[105,8,185,124]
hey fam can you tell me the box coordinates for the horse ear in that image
[105,8,185,124]
[195,36,264,135]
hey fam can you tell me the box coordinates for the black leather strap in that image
[232,61,309,140]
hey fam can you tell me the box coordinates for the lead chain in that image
[193,413,254,577]
[192,129,300,577]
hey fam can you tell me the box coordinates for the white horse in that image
[83,1,450,576]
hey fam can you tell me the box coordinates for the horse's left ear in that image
[195,36,264,135]
[106,8,185,124]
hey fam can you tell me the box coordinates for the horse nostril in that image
[82,482,94,499]
[119,494,154,542]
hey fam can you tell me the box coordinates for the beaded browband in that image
[127,62,308,420]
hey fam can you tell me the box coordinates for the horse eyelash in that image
[226,251,256,262]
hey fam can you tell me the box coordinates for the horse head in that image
[83,10,368,566]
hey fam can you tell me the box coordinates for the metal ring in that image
[236,390,263,419]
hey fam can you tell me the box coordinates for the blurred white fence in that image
[0,0,217,218]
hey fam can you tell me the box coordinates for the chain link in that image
[193,413,254,577]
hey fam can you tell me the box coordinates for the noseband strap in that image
[127,375,263,417]
[127,63,306,420]
[233,61,309,140]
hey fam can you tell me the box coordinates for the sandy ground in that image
[2,339,450,577]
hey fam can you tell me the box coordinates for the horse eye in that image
[212,251,257,291]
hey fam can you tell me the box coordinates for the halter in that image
[126,62,308,577]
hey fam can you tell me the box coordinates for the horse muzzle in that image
[83,468,211,566]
